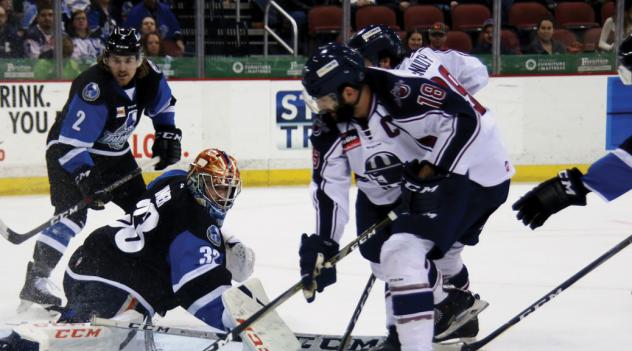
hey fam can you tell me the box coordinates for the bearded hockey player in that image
[298,43,513,351]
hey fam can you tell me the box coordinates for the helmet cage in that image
[187,149,242,218]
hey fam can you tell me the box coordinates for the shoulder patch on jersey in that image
[82,82,100,102]
[390,80,411,107]
[147,59,162,74]
[206,225,222,247]
[342,129,361,152]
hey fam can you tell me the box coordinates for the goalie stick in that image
[180,211,399,351]
[92,317,463,351]
[456,233,632,351]
[0,158,159,245]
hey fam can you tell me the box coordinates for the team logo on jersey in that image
[390,80,411,107]
[82,82,100,102]
[206,225,222,247]
[342,129,361,152]
[364,151,403,188]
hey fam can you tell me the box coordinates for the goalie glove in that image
[512,168,589,229]
[298,233,338,303]
[223,233,255,282]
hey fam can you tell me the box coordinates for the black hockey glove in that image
[512,168,589,230]
[398,160,446,217]
[299,233,339,303]
[152,125,182,171]
[73,167,112,210]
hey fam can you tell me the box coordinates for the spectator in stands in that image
[140,15,156,35]
[125,0,184,52]
[24,2,55,59]
[87,0,117,42]
[524,18,566,55]
[472,19,515,55]
[142,31,162,57]
[428,22,447,51]
[0,0,20,29]
[0,5,22,57]
[599,5,632,51]
[67,9,104,62]
[404,29,423,55]
[34,34,83,78]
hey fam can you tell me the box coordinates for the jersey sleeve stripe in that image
[187,285,231,315]
[172,263,218,293]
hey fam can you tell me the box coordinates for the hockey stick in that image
[0,158,159,245]
[338,274,377,351]
[457,233,632,351]
[202,211,399,351]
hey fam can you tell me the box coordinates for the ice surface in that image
[0,184,631,350]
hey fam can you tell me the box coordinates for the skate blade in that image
[433,339,467,351]
[435,299,489,340]
[16,300,33,313]
[17,300,61,318]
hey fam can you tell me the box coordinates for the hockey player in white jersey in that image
[348,25,491,349]
[513,35,632,229]
[348,24,489,95]
[298,43,514,351]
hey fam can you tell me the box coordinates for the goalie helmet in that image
[187,148,242,224]
[619,34,632,85]
[348,25,405,68]
[302,42,365,114]
[105,26,142,59]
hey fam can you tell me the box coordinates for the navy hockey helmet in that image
[302,42,365,114]
[618,34,632,85]
[348,25,405,68]
[187,148,242,224]
[105,27,142,59]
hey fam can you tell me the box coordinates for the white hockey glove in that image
[223,232,255,282]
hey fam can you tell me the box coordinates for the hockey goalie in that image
[0,148,299,351]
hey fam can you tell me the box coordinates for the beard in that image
[331,102,355,123]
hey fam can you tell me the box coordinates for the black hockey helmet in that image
[105,27,142,59]
[302,42,365,114]
[348,25,405,68]
[618,34,632,84]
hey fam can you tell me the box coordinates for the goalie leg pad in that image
[222,278,300,351]
[9,317,144,351]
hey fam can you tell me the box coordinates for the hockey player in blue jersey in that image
[0,148,257,351]
[348,25,491,350]
[298,44,513,351]
[513,35,632,229]
[19,26,182,311]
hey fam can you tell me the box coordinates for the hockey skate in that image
[0,332,38,351]
[18,262,62,313]
[369,326,400,351]
[433,288,488,343]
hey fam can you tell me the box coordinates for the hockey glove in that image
[299,233,339,303]
[73,167,112,210]
[398,160,445,217]
[152,125,182,170]
[512,168,589,230]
